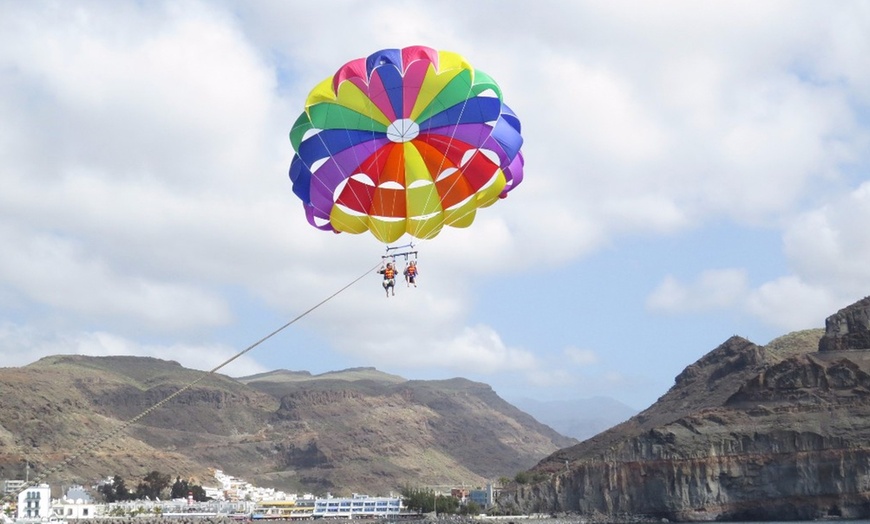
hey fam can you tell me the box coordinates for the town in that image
[3,470,497,522]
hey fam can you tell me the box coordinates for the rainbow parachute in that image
[288,45,524,243]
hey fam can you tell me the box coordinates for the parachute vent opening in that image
[333,179,349,201]
[351,173,376,186]
[386,119,420,143]
[409,211,440,220]
[369,214,404,222]
[445,194,474,211]
[435,167,458,182]
[335,204,367,217]
[479,149,500,164]
[459,148,499,166]
[378,181,404,190]
[478,170,502,192]
[407,179,433,189]
[302,128,322,142]
[312,215,332,228]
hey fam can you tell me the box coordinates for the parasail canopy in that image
[289,45,524,243]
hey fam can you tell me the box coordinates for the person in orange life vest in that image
[403,260,418,287]
[378,262,397,297]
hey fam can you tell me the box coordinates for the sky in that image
[1,1,869,411]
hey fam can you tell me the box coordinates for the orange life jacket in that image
[384,267,396,279]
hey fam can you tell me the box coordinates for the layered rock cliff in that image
[500,296,870,521]
[819,296,870,352]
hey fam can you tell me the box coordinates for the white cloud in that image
[439,325,539,372]
[0,322,268,377]
[745,277,836,332]
[344,314,539,375]
[647,269,749,313]
[782,181,870,292]
[564,347,598,367]
[645,180,870,333]
[1,2,281,187]
[538,55,669,167]
[741,180,870,331]
[0,224,232,331]
[525,368,576,389]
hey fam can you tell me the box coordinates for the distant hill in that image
[502,295,870,521]
[507,397,637,441]
[0,357,576,496]
[237,367,407,385]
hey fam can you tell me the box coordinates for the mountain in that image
[507,397,637,441]
[0,360,576,496]
[500,296,870,521]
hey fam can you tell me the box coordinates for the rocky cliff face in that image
[819,296,870,352]
[500,296,870,521]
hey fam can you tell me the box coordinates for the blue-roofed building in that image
[468,483,495,509]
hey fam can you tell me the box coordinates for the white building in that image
[313,494,402,518]
[212,470,286,502]
[3,480,25,495]
[53,485,98,520]
[17,483,51,520]
[202,486,224,501]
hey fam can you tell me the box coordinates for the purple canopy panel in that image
[308,137,391,213]
[501,151,525,196]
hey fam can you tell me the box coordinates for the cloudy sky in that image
[2,1,869,410]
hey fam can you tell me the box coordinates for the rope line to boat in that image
[3,260,383,506]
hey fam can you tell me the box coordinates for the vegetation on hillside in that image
[97,471,209,502]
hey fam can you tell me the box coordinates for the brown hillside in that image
[0,357,575,497]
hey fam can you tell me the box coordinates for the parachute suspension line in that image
[347,83,386,226]
[1,260,383,507]
[202,259,382,374]
[410,71,477,241]
[335,78,390,237]
[313,101,367,224]
[310,103,343,205]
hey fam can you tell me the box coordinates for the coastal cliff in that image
[500,296,870,521]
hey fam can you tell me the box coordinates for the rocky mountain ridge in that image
[500,296,870,521]
[0,359,575,496]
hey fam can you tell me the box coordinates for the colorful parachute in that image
[288,45,524,243]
